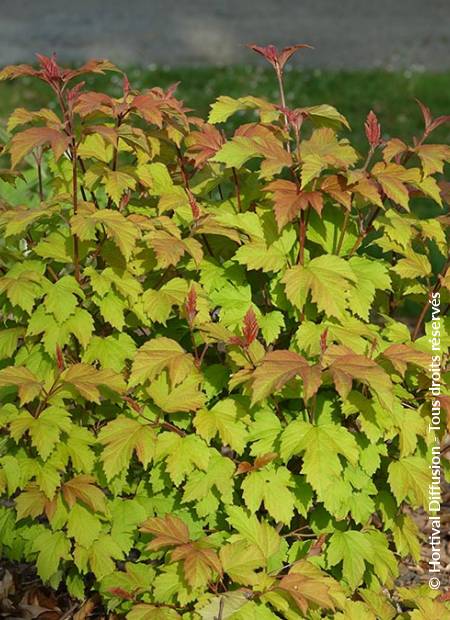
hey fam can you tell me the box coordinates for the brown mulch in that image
[0,564,118,620]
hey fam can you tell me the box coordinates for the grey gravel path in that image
[0,0,449,69]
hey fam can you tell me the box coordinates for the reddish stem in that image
[335,209,350,256]
[348,205,382,257]
[232,167,242,212]
[275,68,291,153]
[297,208,310,265]
[71,141,81,283]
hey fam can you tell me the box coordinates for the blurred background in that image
[0,0,449,147]
[1,0,450,69]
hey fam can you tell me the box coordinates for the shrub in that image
[0,47,449,619]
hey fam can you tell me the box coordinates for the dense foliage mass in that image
[0,47,449,619]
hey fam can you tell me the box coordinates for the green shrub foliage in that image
[0,47,449,619]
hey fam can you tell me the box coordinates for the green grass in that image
[1,66,449,150]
